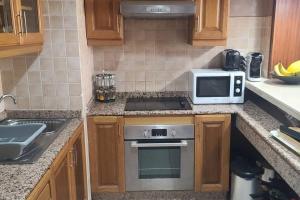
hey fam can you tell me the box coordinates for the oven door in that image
[125,139,194,191]
[194,76,233,104]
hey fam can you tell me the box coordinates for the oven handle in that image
[130,140,188,148]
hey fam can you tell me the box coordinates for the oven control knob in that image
[235,88,241,93]
[144,130,149,138]
[236,80,242,85]
[171,130,176,137]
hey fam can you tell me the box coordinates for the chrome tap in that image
[0,94,17,104]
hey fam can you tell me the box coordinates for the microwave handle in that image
[130,140,188,148]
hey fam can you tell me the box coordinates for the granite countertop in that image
[88,95,300,195]
[246,79,300,120]
[0,110,82,200]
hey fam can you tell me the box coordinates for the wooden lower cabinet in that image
[88,116,125,193]
[26,123,87,200]
[27,170,52,200]
[72,130,87,200]
[51,154,73,200]
[36,183,51,200]
[195,114,231,192]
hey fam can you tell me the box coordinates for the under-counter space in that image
[87,97,300,195]
[0,111,82,200]
[246,79,300,120]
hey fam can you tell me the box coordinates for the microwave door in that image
[196,76,231,98]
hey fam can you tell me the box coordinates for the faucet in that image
[0,94,17,104]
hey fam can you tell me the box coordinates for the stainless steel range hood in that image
[120,0,195,18]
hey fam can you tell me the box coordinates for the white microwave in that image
[189,69,245,104]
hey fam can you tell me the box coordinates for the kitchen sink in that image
[0,124,46,161]
[0,118,69,164]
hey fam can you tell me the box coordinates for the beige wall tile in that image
[48,1,63,16]
[0,0,90,111]
[42,84,56,96]
[70,96,82,109]
[44,97,58,109]
[29,84,43,96]
[29,96,44,109]
[50,16,64,28]
[28,71,41,83]
[56,96,70,109]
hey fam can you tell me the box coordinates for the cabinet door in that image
[85,0,123,45]
[36,183,51,200]
[72,129,87,200]
[269,0,300,71]
[52,154,73,200]
[18,0,43,45]
[0,0,19,46]
[195,114,231,192]
[26,170,52,200]
[192,0,229,46]
[88,116,125,192]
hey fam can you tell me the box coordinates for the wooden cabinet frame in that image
[0,0,44,58]
[88,116,125,193]
[26,123,87,200]
[17,0,44,45]
[0,0,20,46]
[85,0,123,46]
[191,0,229,46]
[195,114,231,192]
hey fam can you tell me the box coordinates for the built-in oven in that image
[124,124,194,191]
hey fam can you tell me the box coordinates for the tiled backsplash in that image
[0,0,90,110]
[93,17,272,92]
[0,0,272,110]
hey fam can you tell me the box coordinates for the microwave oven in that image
[189,69,245,104]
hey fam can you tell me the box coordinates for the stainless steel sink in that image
[0,118,69,164]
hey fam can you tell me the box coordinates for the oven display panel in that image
[151,129,167,137]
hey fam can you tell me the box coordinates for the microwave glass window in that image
[138,147,180,179]
[196,76,230,97]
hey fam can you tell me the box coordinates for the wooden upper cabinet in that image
[88,116,125,193]
[195,114,231,192]
[269,0,300,71]
[0,0,20,46]
[85,0,123,46]
[18,0,43,45]
[191,0,229,46]
[0,0,43,58]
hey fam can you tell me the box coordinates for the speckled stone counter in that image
[88,98,237,116]
[0,111,7,121]
[235,104,300,195]
[88,96,300,195]
[0,110,82,200]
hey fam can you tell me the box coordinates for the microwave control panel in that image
[234,76,243,96]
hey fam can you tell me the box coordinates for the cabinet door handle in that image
[23,11,28,35]
[116,14,121,33]
[16,11,23,35]
[195,16,200,33]
[73,148,77,166]
[69,150,74,167]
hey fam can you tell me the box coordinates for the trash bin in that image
[230,157,263,200]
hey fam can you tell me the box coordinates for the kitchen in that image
[0,0,300,199]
